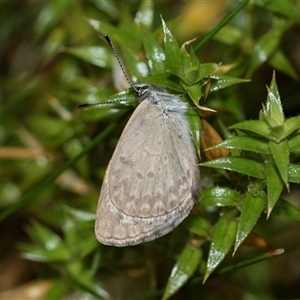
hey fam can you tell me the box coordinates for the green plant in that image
[1,1,300,299]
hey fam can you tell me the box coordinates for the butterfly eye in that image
[137,85,149,95]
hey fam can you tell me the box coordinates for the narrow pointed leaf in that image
[186,105,201,155]
[234,190,266,252]
[210,75,250,92]
[143,73,183,92]
[21,246,70,263]
[161,17,182,78]
[288,133,300,152]
[43,280,70,300]
[182,216,210,237]
[211,136,270,154]
[183,82,203,104]
[230,120,271,139]
[200,157,265,179]
[269,49,300,81]
[67,261,109,298]
[21,222,71,262]
[289,164,300,183]
[202,187,241,207]
[92,1,119,18]
[27,221,62,248]
[142,26,165,74]
[247,26,282,76]
[254,0,297,17]
[265,73,284,124]
[180,46,202,85]
[134,0,154,29]
[162,245,201,300]
[205,216,237,280]
[64,207,96,222]
[34,2,71,38]
[272,198,300,221]
[88,18,136,48]
[259,113,282,129]
[269,140,289,188]
[65,46,111,68]
[265,161,284,215]
[121,45,149,82]
[119,8,141,39]
[282,116,300,140]
[195,63,219,82]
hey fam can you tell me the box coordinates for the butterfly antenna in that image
[104,34,138,93]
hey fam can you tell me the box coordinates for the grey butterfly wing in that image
[96,170,177,246]
[95,99,199,246]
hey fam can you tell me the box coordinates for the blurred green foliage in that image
[1,0,300,299]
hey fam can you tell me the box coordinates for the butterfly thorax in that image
[134,84,188,115]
